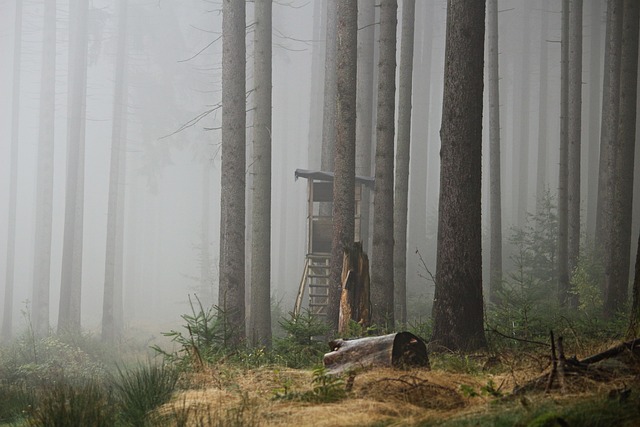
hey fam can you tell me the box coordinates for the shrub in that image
[113,363,179,426]
[273,310,329,368]
[26,380,116,427]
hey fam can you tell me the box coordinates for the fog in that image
[1,0,639,336]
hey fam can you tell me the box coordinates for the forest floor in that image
[152,340,640,426]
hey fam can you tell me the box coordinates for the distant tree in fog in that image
[557,0,570,307]
[355,0,375,254]
[487,0,502,304]
[536,0,550,211]
[58,0,89,335]
[567,0,583,305]
[103,0,129,344]
[327,0,357,332]
[250,0,273,348]
[393,0,416,325]
[2,0,23,341]
[431,0,487,351]
[371,0,397,329]
[219,0,246,343]
[607,0,638,317]
[31,0,56,339]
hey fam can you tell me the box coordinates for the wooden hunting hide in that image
[324,332,430,374]
[338,242,371,334]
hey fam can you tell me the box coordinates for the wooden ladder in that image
[294,254,331,319]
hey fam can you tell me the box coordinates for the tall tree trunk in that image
[607,0,639,316]
[58,0,89,335]
[558,0,570,306]
[371,0,397,330]
[219,0,246,343]
[487,0,502,304]
[568,0,583,303]
[536,0,550,211]
[393,0,415,325]
[586,0,603,238]
[102,0,128,343]
[517,2,531,227]
[407,2,433,300]
[328,0,357,332]
[31,0,56,340]
[307,0,326,169]
[432,0,487,351]
[598,0,623,310]
[321,0,337,172]
[250,0,272,348]
[356,0,375,252]
[2,0,23,341]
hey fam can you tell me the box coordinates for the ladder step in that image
[308,274,329,279]
[309,284,329,288]
[309,294,328,298]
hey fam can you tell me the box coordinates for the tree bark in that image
[324,332,429,374]
[371,0,397,330]
[338,242,370,334]
[321,0,337,172]
[558,0,570,306]
[219,0,246,343]
[598,0,624,314]
[586,0,603,238]
[487,0,502,304]
[328,0,358,332]
[250,0,273,348]
[393,0,415,325]
[608,0,639,317]
[58,0,89,335]
[568,0,583,303]
[431,0,487,351]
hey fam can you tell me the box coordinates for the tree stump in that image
[338,242,371,334]
[323,332,430,374]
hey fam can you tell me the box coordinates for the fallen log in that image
[323,332,430,375]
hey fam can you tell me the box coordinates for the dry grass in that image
[151,342,640,426]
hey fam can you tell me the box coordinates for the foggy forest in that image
[1,0,640,425]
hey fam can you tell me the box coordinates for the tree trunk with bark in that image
[568,0,583,303]
[558,0,570,306]
[219,0,246,344]
[250,0,273,348]
[371,0,397,330]
[607,0,639,317]
[431,0,487,351]
[328,0,358,332]
[487,0,502,304]
[393,0,415,325]
[321,0,337,172]
[598,0,623,313]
